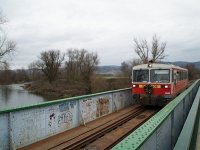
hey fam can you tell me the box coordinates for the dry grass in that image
[25,76,131,99]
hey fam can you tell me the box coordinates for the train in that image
[131,63,188,106]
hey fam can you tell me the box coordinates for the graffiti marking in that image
[58,111,73,125]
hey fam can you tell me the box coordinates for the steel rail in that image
[49,106,147,150]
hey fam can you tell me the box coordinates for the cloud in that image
[0,0,200,69]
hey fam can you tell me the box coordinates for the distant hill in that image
[96,66,121,75]
[165,61,200,69]
[96,61,200,75]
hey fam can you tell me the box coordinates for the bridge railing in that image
[0,88,134,150]
[112,80,200,150]
[174,81,200,150]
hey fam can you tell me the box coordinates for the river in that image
[0,84,50,110]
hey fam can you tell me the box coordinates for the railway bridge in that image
[0,80,200,150]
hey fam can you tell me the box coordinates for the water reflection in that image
[0,84,47,110]
[0,85,12,103]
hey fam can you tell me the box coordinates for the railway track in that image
[19,105,158,150]
[83,107,157,150]
[50,106,157,150]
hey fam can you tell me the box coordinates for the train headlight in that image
[148,64,152,68]
[164,85,168,88]
[133,84,136,88]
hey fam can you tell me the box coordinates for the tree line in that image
[28,49,99,94]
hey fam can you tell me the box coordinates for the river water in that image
[0,84,49,110]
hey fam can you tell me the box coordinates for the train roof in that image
[132,63,188,71]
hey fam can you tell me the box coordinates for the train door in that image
[172,69,178,97]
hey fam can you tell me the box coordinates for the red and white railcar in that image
[132,63,188,106]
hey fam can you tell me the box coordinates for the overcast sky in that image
[0,0,200,69]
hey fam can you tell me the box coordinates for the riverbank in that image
[24,77,130,99]
[24,80,87,99]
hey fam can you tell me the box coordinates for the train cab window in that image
[150,69,170,83]
[133,69,149,82]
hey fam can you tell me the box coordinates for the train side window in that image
[184,71,187,79]
[173,70,177,82]
[177,71,180,81]
[182,71,184,80]
[184,71,188,80]
[173,70,188,82]
[181,71,183,80]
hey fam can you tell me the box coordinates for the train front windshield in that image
[133,69,149,82]
[133,69,170,83]
[150,69,170,83]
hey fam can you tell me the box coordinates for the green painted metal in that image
[112,80,199,150]
[195,98,200,150]
[174,86,200,150]
[0,87,131,114]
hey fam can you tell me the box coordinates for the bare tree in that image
[0,61,12,84]
[0,10,6,25]
[28,62,42,81]
[65,49,99,93]
[65,49,82,81]
[134,39,149,64]
[130,58,142,67]
[0,10,16,65]
[15,68,30,82]
[185,63,200,80]
[151,34,167,62]
[121,61,130,77]
[133,34,167,63]
[35,50,65,83]
[80,51,99,93]
[121,58,142,77]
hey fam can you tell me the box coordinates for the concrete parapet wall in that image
[0,88,133,150]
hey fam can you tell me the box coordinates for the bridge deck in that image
[18,105,140,150]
